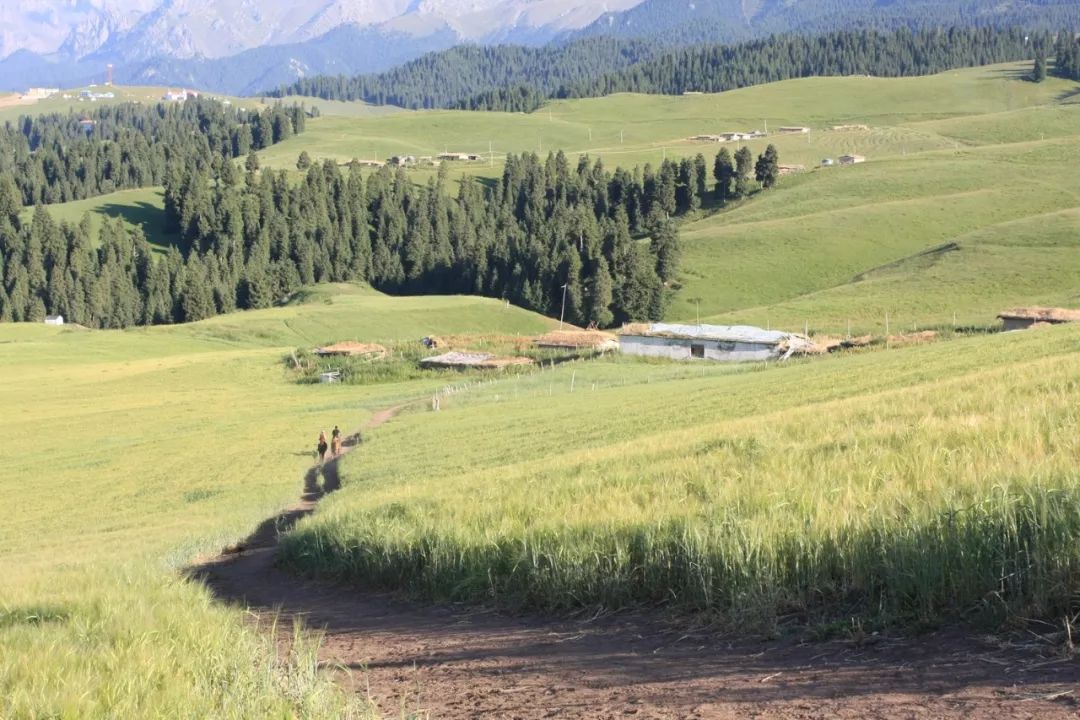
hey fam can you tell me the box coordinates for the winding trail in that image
[193,405,1079,719]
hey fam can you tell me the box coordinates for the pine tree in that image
[733,146,754,199]
[650,218,680,283]
[180,257,216,322]
[296,151,312,170]
[713,148,735,200]
[1033,53,1047,82]
[755,144,780,189]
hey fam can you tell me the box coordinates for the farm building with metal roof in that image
[618,323,816,362]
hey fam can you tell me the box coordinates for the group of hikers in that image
[316,425,344,462]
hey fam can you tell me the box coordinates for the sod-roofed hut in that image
[534,329,618,351]
[420,351,533,370]
[314,341,387,358]
[997,307,1080,331]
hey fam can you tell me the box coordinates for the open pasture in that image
[282,324,1080,628]
[0,285,551,718]
[255,61,1073,177]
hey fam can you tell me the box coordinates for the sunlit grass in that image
[282,325,1080,630]
[0,284,551,718]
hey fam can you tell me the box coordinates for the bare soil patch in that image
[192,405,1079,719]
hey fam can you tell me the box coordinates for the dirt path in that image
[193,406,1079,719]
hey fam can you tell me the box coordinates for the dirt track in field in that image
[192,405,1079,719]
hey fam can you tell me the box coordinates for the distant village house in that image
[437,152,482,162]
[997,307,1080,331]
[44,315,64,326]
[23,88,59,100]
[777,126,810,134]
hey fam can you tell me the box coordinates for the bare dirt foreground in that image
[193,408,1079,719]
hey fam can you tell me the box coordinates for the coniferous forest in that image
[271,26,1054,111]
[1,100,308,206]
[1054,30,1080,80]
[0,94,781,329]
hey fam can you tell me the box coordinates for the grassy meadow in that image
[5,57,1080,715]
[0,285,552,718]
[254,61,1074,177]
[31,60,1080,336]
[282,324,1080,629]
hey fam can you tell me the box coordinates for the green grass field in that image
[282,323,1080,628]
[7,60,1080,716]
[254,62,1075,176]
[33,60,1078,336]
[0,84,260,123]
[0,285,552,718]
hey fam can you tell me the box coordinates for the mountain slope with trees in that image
[271,26,1055,111]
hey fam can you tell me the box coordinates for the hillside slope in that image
[0,283,551,717]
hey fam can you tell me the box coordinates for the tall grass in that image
[0,567,374,719]
[281,328,1080,630]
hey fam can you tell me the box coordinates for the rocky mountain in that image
[1,0,1076,95]
[0,0,647,93]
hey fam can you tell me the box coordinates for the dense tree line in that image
[0,145,780,328]
[0,99,307,206]
[574,0,1080,46]
[270,26,1056,112]
[1053,30,1080,80]
[563,27,1049,98]
[269,38,658,111]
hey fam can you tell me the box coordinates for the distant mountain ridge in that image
[0,0,646,94]
[0,0,1077,95]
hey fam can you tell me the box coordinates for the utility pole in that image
[620,129,624,144]
[588,127,592,142]
[559,283,568,329]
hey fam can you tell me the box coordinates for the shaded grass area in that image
[280,326,1080,630]
[17,186,177,252]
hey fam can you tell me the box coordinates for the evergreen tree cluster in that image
[270,26,1054,112]
[1,145,786,328]
[0,99,307,206]
[1053,30,1080,80]
[160,151,709,329]
[566,27,1047,98]
[269,38,658,111]
[0,177,181,327]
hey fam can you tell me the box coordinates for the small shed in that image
[437,152,481,162]
[534,329,618,351]
[618,323,815,362]
[44,315,64,326]
[319,371,342,384]
[839,154,866,165]
[997,307,1080,331]
[821,158,835,167]
[314,341,387,359]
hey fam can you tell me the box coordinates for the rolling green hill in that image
[283,315,1080,626]
[42,62,1080,335]
[6,58,1080,719]
[0,284,552,718]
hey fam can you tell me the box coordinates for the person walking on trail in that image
[317,431,329,463]
[331,433,343,457]
[332,425,341,442]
